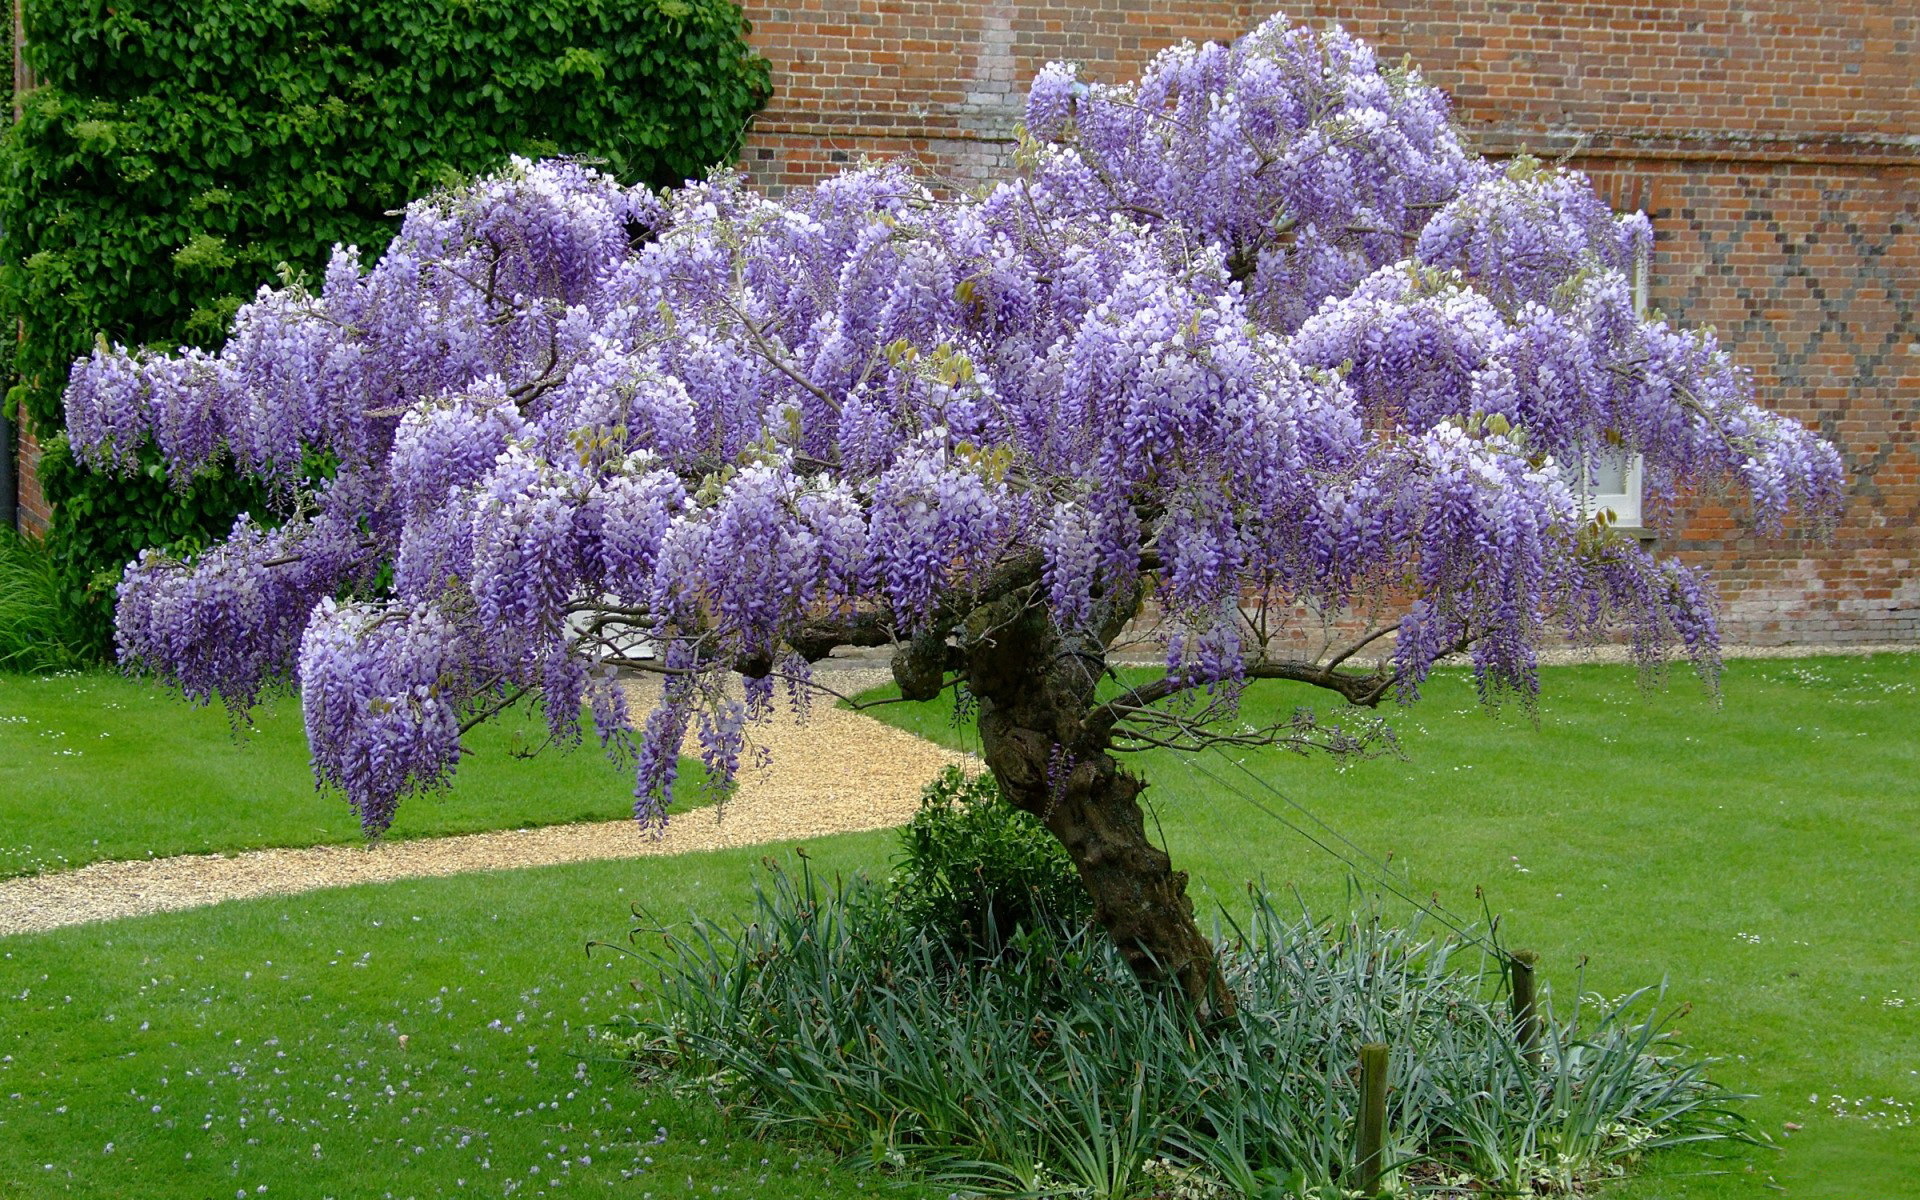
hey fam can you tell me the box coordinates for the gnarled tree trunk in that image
[952,585,1236,1023]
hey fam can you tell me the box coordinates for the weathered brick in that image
[735,0,1919,647]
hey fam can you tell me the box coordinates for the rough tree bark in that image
[910,578,1237,1023]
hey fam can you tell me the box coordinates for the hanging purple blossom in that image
[60,22,1842,834]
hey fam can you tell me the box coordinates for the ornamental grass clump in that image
[0,529,89,673]
[609,854,1753,1198]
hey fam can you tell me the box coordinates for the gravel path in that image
[1531,641,1916,666]
[4,641,1907,938]
[0,667,974,938]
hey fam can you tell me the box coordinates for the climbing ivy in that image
[1,0,769,654]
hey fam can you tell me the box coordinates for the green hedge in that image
[1,0,770,655]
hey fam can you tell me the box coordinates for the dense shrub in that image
[610,857,1753,1198]
[2,0,770,652]
[892,766,1094,950]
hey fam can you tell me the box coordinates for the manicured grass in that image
[0,672,706,878]
[1,655,1913,1199]
[0,835,936,1200]
[858,654,1920,1199]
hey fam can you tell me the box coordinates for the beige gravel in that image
[0,666,974,937]
[1531,641,1915,666]
[4,642,1907,937]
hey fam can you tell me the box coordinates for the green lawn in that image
[0,836,934,1200]
[0,672,706,878]
[860,653,1920,1199]
[0,654,1915,1199]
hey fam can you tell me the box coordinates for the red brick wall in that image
[1319,2,1912,154]
[12,417,47,536]
[738,0,1259,192]
[1626,164,1917,644]
[736,1,1920,646]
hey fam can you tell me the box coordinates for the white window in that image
[1570,449,1644,529]
[1568,231,1651,531]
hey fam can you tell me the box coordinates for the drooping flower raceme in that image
[66,20,1842,835]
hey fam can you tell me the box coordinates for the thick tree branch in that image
[1087,625,1476,744]
[459,682,529,737]
[785,611,896,662]
[1087,656,1383,742]
[1323,621,1401,674]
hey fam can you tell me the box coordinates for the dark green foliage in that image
[615,858,1755,1198]
[892,765,1094,950]
[1,0,770,650]
[32,434,273,659]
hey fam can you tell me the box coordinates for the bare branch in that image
[459,683,528,736]
[718,296,842,413]
[765,666,963,711]
[1323,621,1401,674]
[1088,625,1476,744]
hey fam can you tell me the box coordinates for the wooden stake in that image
[1511,949,1542,1069]
[1356,1041,1389,1197]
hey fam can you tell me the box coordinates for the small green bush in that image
[0,527,87,673]
[891,765,1094,950]
[612,857,1754,1198]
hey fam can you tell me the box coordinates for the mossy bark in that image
[952,585,1236,1023]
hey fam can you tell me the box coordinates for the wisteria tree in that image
[67,18,1841,1018]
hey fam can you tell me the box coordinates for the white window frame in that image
[1572,449,1644,529]
[1570,238,1649,531]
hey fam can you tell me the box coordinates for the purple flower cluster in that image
[114,514,338,713]
[297,598,475,835]
[1022,19,1479,331]
[63,24,1843,831]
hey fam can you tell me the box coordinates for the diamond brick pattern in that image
[737,0,1918,645]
